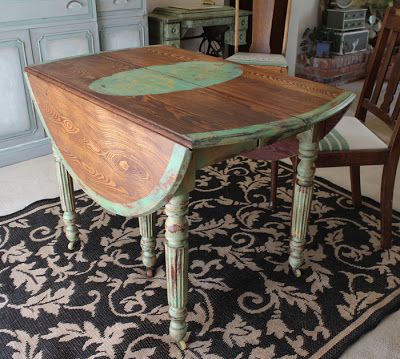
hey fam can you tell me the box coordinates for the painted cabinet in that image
[0,30,45,161]
[96,0,148,51]
[30,22,99,63]
[98,17,146,51]
[0,0,148,167]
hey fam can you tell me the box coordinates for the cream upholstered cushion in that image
[227,52,288,68]
[319,116,388,152]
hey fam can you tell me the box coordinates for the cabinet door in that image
[0,30,44,150]
[30,22,99,63]
[99,17,147,51]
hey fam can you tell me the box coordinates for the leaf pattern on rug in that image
[0,157,399,358]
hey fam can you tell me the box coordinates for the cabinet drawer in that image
[30,22,99,63]
[0,0,95,26]
[225,30,246,46]
[344,10,367,20]
[164,23,180,40]
[343,19,365,30]
[96,0,145,16]
[238,16,248,31]
[99,17,147,50]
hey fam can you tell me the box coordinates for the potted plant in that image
[300,25,336,64]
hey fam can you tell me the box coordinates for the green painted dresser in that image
[0,0,148,167]
[148,6,251,48]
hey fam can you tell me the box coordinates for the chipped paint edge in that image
[187,91,356,148]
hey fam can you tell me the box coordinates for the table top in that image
[25,46,355,216]
[26,46,354,149]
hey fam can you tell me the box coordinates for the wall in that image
[286,0,320,75]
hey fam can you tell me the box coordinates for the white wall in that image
[286,0,320,75]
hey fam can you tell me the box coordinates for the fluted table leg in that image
[139,213,157,278]
[165,189,189,349]
[289,130,318,277]
[54,150,79,251]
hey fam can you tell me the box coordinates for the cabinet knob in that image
[66,1,83,9]
[113,0,129,4]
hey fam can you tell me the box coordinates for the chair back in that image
[233,0,292,55]
[356,6,400,152]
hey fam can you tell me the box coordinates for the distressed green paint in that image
[89,61,243,97]
[25,72,192,218]
[54,150,79,251]
[187,91,356,148]
[139,213,157,277]
[289,129,319,277]
[294,91,356,126]
[165,187,189,345]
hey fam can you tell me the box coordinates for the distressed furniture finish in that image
[148,6,251,49]
[25,46,354,347]
[0,0,99,167]
[0,0,149,167]
[96,0,148,51]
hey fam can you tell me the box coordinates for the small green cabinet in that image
[0,0,148,167]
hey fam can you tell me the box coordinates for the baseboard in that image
[0,137,52,168]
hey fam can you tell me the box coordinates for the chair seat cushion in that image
[227,52,288,67]
[319,116,388,152]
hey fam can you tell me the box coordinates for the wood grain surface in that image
[27,73,184,207]
[26,46,354,149]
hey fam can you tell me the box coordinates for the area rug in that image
[0,157,400,359]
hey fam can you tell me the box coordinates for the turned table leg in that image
[54,151,79,251]
[139,213,157,278]
[165,189,189,349]
[289,130,318,277]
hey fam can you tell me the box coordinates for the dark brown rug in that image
[0,157,399,359]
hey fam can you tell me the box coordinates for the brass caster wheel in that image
[68,242,76,251]
[269,201,276,211]
[146,268,154,278]
[294,269,301,278]
[178,340,187,350]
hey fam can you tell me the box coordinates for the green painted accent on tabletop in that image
[319,128,350,152]
[294,91,356,126]
[188,91,356,148]
[24,72,192,218]
[89,61,243,96]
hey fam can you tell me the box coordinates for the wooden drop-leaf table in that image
[25,46,355,348]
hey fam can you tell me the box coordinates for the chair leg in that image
[270,160,278,210]
[350,166,362,208]
[380,165,396,249]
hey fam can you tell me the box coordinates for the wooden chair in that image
[253,6,400,249]
[227,0,292,73]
